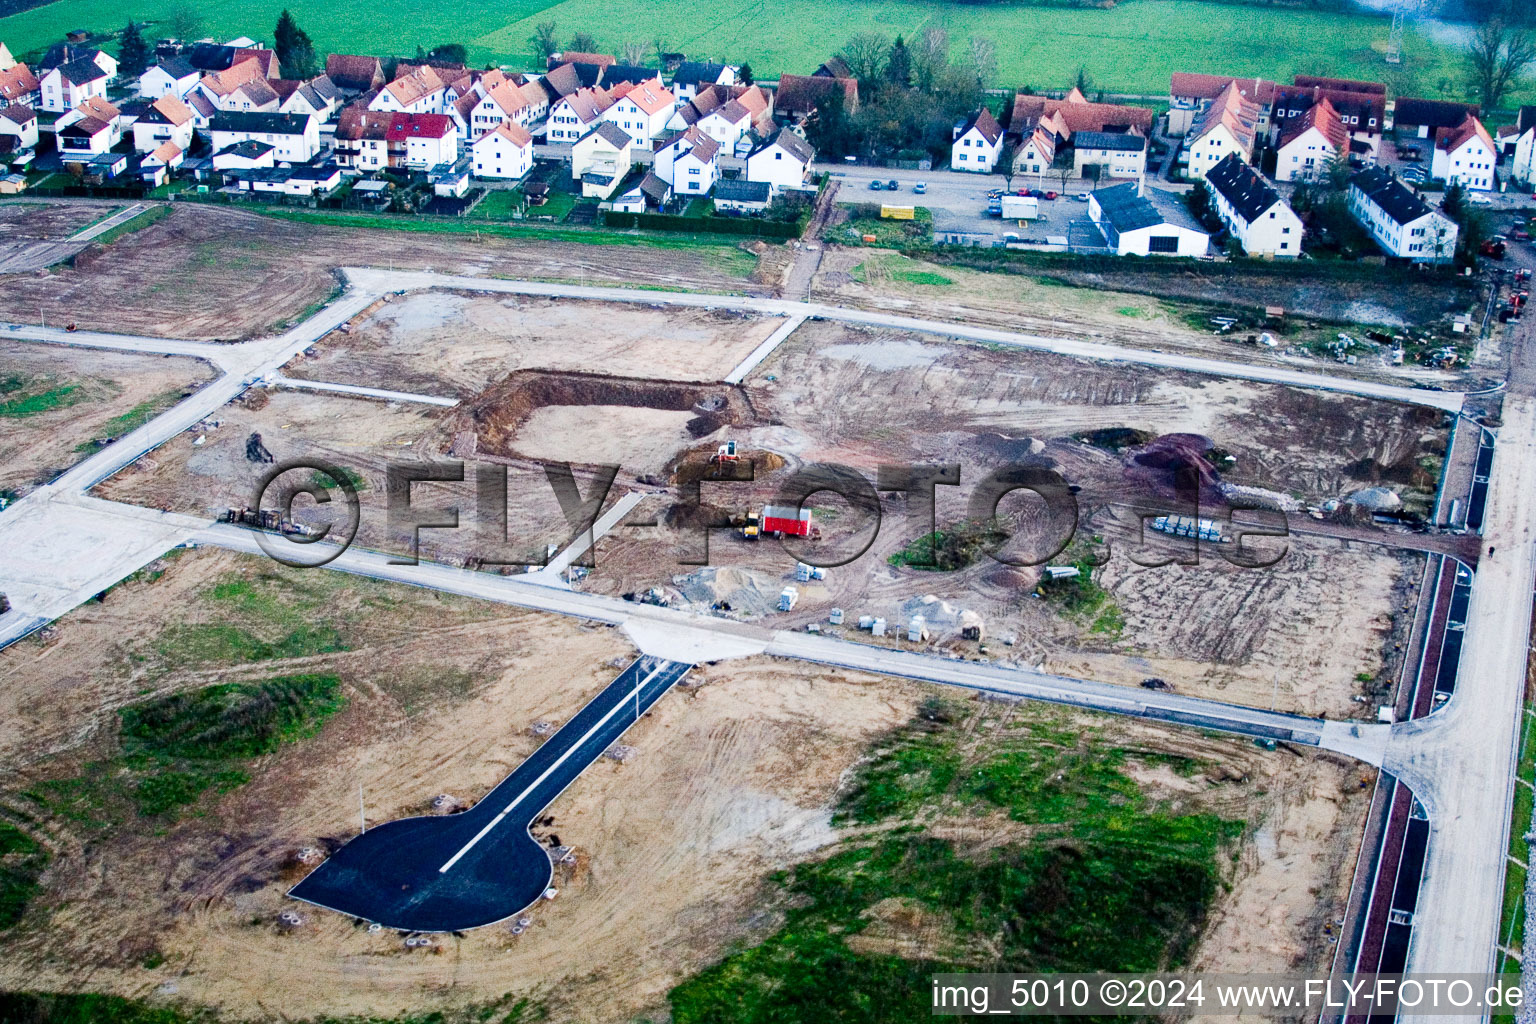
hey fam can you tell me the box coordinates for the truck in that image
[1000,194,1038,220]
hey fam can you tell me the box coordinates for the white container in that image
[829,608,845,625]
[871,618,886,637]
[779,586,799,612]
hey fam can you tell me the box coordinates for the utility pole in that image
[359,781,365,834]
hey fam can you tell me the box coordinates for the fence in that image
[28,183,150,199]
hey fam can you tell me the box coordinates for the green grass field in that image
[0,0,1511,103]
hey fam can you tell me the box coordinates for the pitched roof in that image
[1350,166,1433,226]
[74,95,119,122]
[541,63,582,99]
[201,57,266,97]
[774,73,858,117]
[144,93,194,127]
[148,57,197,80]
[1072,130,1146,152]
[748,126,814,163]
[481,78,528,117]
[0,103,35,127]
[1020,125,1056,163]
[1280,95,1347,151]
[1436,113,1495,155]
[186,92,216,118]
[55,56,107,86]
[558,85,619,123]
[185,43,237,72]
[1170,72,1277,107]
[715,178,771,202]
[1095,181,1206,236]
[710,98,750,125]
[1009,92,1155,139]
[146,140,182,164]
[0,64,37,103]
[1205,152,1284,222]
[234,77,280,107]
[1190,80,1260,150]
[1273,84,1385,128]
[639,170,670,203]
[217,139,274,160]
[672,62,729,88]
[1394,97,1479,130]
[384,64,445,107]
[59,115,110,138]
[326,54,383,92]
[656,124,719,161]
[482,120,532,147]
[814,56,852,79]
[334,106,393,140]
[554,52,615,68]
[209,110,313,135]
[582,120,633,150]
[385,112,454,140]
[618,77,673,115]
[233,48,279,78]
[520,80,549,108]
[1293,74,1385,95]
[1520,105,1536,133]
[959,107,1002,146]
[602,64,657,88]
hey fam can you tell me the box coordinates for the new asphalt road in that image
[290,656,691,932]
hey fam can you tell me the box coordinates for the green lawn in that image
[2,0,1520,105]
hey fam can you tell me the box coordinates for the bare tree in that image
[164,4,204,43]
[911,27,949,93]
[837,32,892,86]
[569,31,598,54]
[621,40,648,66]
[1466,18,1536,108]
[530,21,559,62]
[652,37,672,66]
[966,36,997,87]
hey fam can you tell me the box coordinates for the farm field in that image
[0,0,1510,103]
[0,548,1371,1020]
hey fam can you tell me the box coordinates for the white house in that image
[696,88,771,152]
[1071,131,1146,182]
[56,97,122,147]
[280,76,341,119]
[548,85,619,144]
[471,120,533,180]
[139,140,183,185]
[1431,114,1496,191]
[670,62,736,105]
[209,111,320,163]
[369,64,446,114]
[1088,181,1209,257]
[212,139,276,172]
[39,56,109,113]
[602,77,674,145]
[234,162,342,197]
[652,125,719,196]
[139,57,199,100]
[0,103,38,151]
[1347,166,1457,263]
[745,128,814,192]
[1204,153,1303,257]
[387,112,457,168]
[1183,80,1260,180]
[1274,96,1347,183]
[572,121,634,198]
[1514,126,1535,187]
[1011,126,1056,178]
[1168,72,1275,138]
[0,41,13,72]
[952,108,1002,173]
[713,178,771,214]
[56,115,115,158]
[470,75,532,138]
[131,94,194,154]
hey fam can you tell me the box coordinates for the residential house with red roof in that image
[0,63,39,106]
[326,54,384,95]
[1168,72,1275,137]
[772,73,858,123]
[1275,96,1349,182]
[369,64,447,115]
[548,84,625,143]
[1183,80,1261,180]
[471,120,533,180]
[1270,80,1384,161]
[1431,114,1496,191]
[602,76,674,144]
[952,108,1002,173]
[131,94,194,153]
[386,111,457,168]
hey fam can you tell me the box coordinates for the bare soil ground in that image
[0,549,1369,1020]
[0,204,765,342]
[285,292,780,397]
[0,342,213,495]
[0,200,122,239]
[811,250,1469,388]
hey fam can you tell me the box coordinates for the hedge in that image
[26,183,150,199]
[599,209,807,239]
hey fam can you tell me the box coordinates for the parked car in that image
[1513,228,1532,241]
[868,179,883,191]
[913,182,927,194]
[1481,239,1507,260]
[1074,192,1090,202]
[886,179,898,190]
[1015,188,1030,196]
[1468,192,1492,205]
[1043,190,1058,200]
[987,188,1004,198]
[1401,166,1427,182]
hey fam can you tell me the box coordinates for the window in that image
[1148,235,1179,253]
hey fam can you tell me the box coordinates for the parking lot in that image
[821,163,1103,245]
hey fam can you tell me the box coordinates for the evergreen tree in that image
[118,21,150,78]
[887,36,911,88]
[273,10,317,80]
[737,62,754,86]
